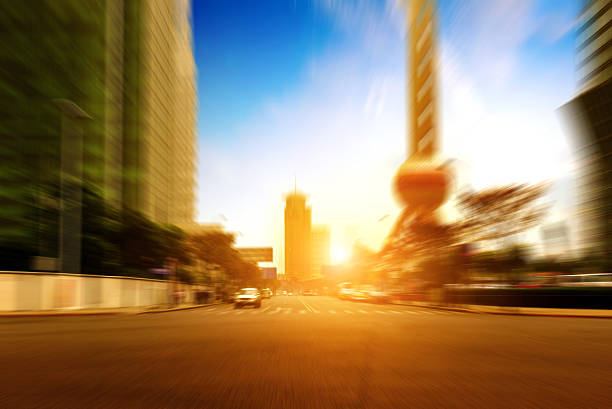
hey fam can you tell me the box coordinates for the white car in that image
[357,285,390,303]
[234,288,262,309]
[338,282,354,300]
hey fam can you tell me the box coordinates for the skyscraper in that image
[560,0,611,262]
[284,191,311,281]
[123,0,197,228]
[575,0,612,90]
[311,225,331,278]
[0,0,197,268]
[0,1,119,265]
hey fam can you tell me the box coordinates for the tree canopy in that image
[382,183,549,286]
[188,231,261,286]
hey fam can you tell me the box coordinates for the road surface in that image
[1,296,611,408]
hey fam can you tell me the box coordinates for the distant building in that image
[541,222,571,259]
[284,191,311,281]
[311,225,331,278]
[559,0,611,262]
[262,267,277,280]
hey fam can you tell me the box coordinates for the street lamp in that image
[53,99,91,275]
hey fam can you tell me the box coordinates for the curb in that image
[391,300,612,319]
[468,308,612,319]
[0,310,132,318]
[0,302,224,318]
[137,302,222,315]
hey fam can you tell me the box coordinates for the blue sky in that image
[194,1,336,140]
[192,0,581,266]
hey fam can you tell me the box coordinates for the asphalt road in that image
[1,296,612,408]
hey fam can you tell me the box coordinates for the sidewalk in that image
[0,301,222,318]
[392,300,612,318]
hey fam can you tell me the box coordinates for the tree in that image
[117,210,192,277]
[81,184,121,275]
[118,210,163,274]
[159,224,191,267]
[453,183,548,243]
[188,231,260,285]
[384,183,548,287]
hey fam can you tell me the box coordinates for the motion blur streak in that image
[1,0,612,408]
[2,296,612,408]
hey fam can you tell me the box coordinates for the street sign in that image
[237,247,273,263]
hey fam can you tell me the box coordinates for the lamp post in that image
[53,99,91,275]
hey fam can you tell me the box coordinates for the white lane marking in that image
[358,309,368,314]
[344,310,354,314]
[376,310,386,315]
[235,310,245,315]
[298,298,314,313]
[219,310,231,315]
[261,306,271,313]
[268,307,282,314]
[389,310,401,314]
[329,310,336,314]
[403,310,417,314]
[301,298,321,313]
[300,310,307,314]
[284,308,293,314]
[204,308,216,312]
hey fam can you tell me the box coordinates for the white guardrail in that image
[0,271,198,312]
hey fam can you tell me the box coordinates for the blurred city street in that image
[0,1,611,407]
[2,296,611,408]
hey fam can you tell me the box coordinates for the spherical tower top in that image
[393,158,449,212]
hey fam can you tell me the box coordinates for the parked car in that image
[349,288,369,302]
[234,288,262,308]
[359,285,390,304]
[261,288,272,299]
[338,282,353,300]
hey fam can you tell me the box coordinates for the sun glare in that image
[332,246,349,264]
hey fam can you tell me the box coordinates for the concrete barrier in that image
[0,271,200,312]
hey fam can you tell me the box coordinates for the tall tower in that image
[407,0,439,159]
[394,0,448,218]
[284,191,312,281]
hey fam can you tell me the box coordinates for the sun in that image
[332,246,349,264]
